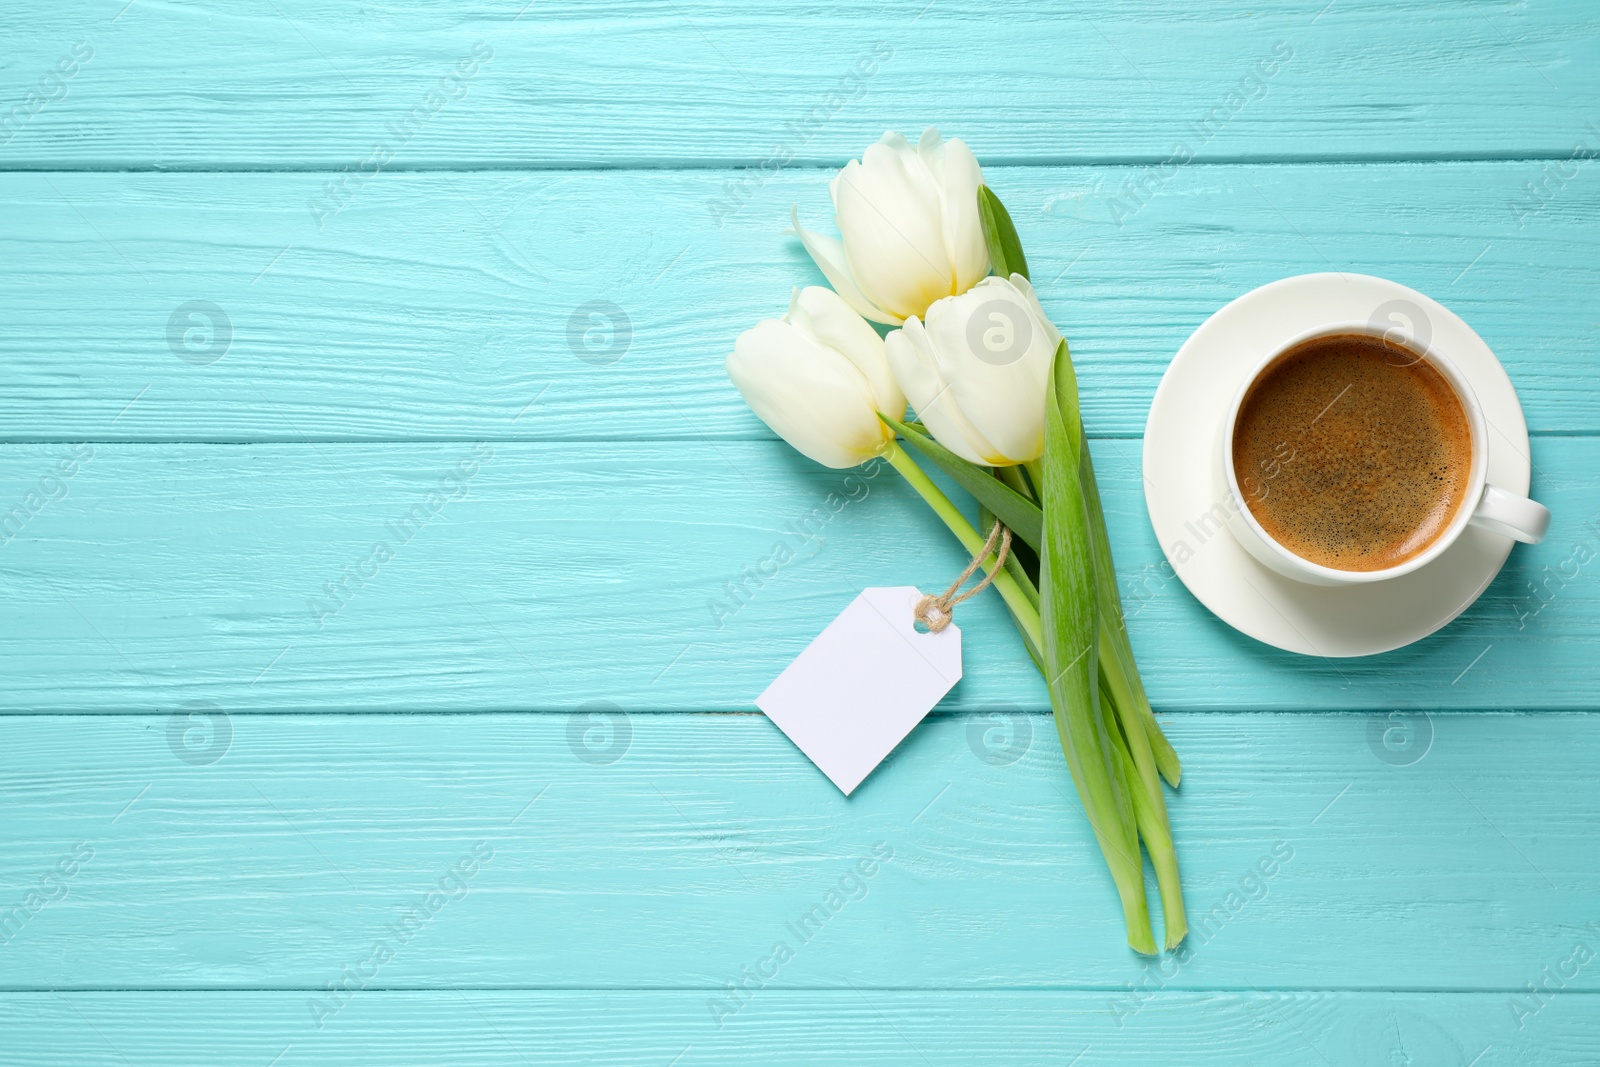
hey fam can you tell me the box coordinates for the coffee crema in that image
[1231,333,1473,572]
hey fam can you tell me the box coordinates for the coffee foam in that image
[1232,334,1473,571]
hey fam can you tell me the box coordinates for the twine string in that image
[914,521,1012,634]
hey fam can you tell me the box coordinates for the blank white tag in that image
[757,586,963,796]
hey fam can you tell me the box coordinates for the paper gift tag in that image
[757,586,962,795]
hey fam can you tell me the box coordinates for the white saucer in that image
[1141,273,1532,657]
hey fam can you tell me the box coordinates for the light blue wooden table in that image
[3,3,1598,1063]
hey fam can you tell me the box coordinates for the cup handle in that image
[1468,483,1550,544]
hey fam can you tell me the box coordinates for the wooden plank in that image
[1,712,1597,993]
[2,163,1594,443]
[2,2,1596,167]
[0,991,1593,1065]
[0,439,1594,713]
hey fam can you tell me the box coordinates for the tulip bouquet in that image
[727,130,1186,953]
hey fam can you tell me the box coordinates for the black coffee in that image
[1232,333,1473,571]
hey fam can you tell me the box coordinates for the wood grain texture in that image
[0,439,1593,713]
[2,1,1596,167]
[6,1,1600,1055]
[1,712,1597,993]
[2,163,1596,443]
[0,991,1593,1066]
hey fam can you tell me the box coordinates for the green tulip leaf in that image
[879,413,1042,553]
[1039,341,1153,955]
[978,185,1030,281]
[1051,335,1180,790]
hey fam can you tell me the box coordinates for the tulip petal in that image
[835,151,954,321]
[921,277,1054,464]
[881,129,918,162]
[727,320,888,469]
[1010,273,1064,351]
[789,207,901,325]
[829,130,915,206]
[936,136,991,293]
[793,286,905,418]
[885,316,1000,466]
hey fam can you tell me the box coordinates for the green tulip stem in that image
[996,463,1034,502]
[1023,459,1046,499]
[882,440,1044,652]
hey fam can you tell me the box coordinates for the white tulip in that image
[792,128,989,326]
[726,286,906,469]
[885,274,1062,467]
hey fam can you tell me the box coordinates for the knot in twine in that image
[914,522,1012,634]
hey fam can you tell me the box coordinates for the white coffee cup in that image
[1219,321,1550,587]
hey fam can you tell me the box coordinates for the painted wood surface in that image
[1,992,1595,1066]
[1,163,1596,443]
[1,712,1595,995]
[0,439,1593,713]
[2,2,1596,167]
[6,0,1600,1061]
